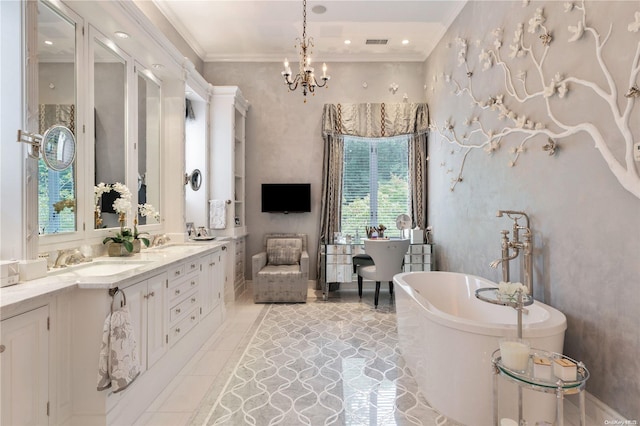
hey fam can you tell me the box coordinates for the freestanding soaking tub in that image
[394,271,567,425]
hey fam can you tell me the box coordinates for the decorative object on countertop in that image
[365,224,387,238]
[496,281,529,303]
[100,183,160,255]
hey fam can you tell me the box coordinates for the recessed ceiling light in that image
[402,39,410,45]
[344,40,351,45]
[311,5,326,14]
[44,40,53,45]
[114,31,130,39]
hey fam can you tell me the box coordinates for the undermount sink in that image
[148,244,201,254]
[53,260,153,277]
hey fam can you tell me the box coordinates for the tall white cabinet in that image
[0,306,49,426]
[211,86,249,299]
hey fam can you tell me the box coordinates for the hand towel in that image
[97,303,141,393]
[210,199,227,230]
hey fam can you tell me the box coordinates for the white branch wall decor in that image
[429,0,640,197]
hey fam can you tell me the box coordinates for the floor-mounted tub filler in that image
[394,271,567,425]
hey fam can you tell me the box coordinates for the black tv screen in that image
[261,183,311,213]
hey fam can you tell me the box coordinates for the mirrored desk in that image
[320,240,434,300]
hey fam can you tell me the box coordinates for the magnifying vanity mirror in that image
[185,169,202,191]
[18,125,76,171]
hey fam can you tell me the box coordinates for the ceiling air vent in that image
[365,39,388,45]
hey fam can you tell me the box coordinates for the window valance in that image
[322,103,429,138]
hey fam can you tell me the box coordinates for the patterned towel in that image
[209,199,227,230]
[97,304,141,393]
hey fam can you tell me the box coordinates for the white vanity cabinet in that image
[0,306,49,426]
[200,247,224,318]
[127,271,167,374]
[167,261,200,346]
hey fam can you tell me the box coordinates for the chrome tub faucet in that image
[490,210,533,296]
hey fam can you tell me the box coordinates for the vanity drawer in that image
[184,259,200,276]
[167,264,185,281]
[169,289,199,324]
[168,307,199,346]
[168,275,199,303]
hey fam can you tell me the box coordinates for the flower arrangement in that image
[497,281,529,303]
[96,182,160,254]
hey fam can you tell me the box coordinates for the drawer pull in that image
[175,289,181,295]
[143,294,149,299]
[175,328,180,334]
[209,262,215,266]
[191,315,196,320]
[149,291,155,297]
[190,263,196,270]
[0,344,5,353]
[191,297,196,303]
[190,280,196,286]
[175,270,181,276]
[175,308,181,314]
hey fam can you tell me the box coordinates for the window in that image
[341,135,410,238]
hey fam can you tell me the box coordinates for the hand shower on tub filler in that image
[490,210,533,296]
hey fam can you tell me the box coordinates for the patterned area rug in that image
[193,301,459,426]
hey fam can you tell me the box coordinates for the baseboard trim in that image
[565,391,629,424]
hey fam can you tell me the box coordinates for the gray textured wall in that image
[203,61,426,280]
[424,1,639,418]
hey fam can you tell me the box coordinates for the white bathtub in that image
[394,271,567,425]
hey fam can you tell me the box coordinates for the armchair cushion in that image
[266,238,302,265]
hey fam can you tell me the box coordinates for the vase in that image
[107,242,132,257]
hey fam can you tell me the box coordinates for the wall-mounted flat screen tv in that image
[261,183,311,213]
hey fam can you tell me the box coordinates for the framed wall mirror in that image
[92,30,127,229]
[37,0,78,235]
[136,67,161,226]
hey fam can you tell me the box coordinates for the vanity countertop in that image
[0,241,228,313]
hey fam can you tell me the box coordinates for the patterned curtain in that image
[320,102,429,228]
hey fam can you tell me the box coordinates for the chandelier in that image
[281,0,330,101]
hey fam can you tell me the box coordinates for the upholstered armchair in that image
[252,233,309,303]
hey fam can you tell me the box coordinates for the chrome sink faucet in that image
[53,248,87,268]
[490,210,533,296]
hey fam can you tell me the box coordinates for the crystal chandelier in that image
[281,0,330,101]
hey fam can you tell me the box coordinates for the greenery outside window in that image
[341,135,410,238]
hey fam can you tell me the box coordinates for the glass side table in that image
[492,348,589,426]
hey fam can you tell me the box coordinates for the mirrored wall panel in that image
[93,36,126,228]
[37,0,77,234]
[137,70,161,225]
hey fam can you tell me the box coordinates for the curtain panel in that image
[321,103,429,138]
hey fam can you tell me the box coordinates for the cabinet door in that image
[146,273,167,368]
[126,281,149,373]
[1,306,49,426]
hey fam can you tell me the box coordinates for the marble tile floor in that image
[134,282,597,426]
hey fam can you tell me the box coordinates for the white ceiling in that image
[152,0,467,63]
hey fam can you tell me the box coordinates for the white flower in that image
[568,21,584,42]
[564,2,574,13]
[113,198,132,215]
[508,111,517,120]
[525,120,534,130]
[544,82,556,98]
[479,49,492,70]
[494,39,503,49]
[628,11,640,33]
[444,74,451,82]
[509,147,517,154]
[139,203,160,221]
[492,27,504,38]
[497,281,529,298]
[522,0,530,7]
[535,122,545,130]
[528,8,546,34]
[557,81,568,98]
[508,161,515,168]
[515,115,526,128]
[94,182,111,205]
